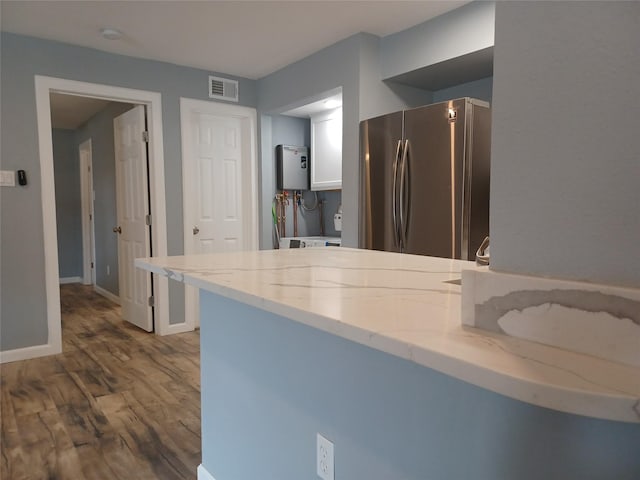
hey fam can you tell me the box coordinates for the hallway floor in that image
[1,284,201,480]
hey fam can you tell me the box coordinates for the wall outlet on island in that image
[317,433,334,480]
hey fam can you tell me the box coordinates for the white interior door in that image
[114,105,153,332]
[183,104,257,327]
[192,112,244,252]
[79,139,96,286]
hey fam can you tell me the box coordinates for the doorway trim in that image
[180,97,259,330]
[79,138,96,287]
[31,75,170,360]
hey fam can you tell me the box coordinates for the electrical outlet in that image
[317,433,334,480]
[107,265,110,276]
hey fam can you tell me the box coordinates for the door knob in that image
[193,226,200,235]
[113,226,122,234]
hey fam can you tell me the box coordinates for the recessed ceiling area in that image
[0,1,471,80]
[49,93,112,130]
[282,91,343,119]
[389,47,494,91]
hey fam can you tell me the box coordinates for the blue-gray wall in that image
[0,32,257,350]
[381,1,495,80]
[358,33,433,121]
[201,292,640,480]
[257,34,360,249]
[75,102,135,296]
[52,128,82,279]
[490,1,640,287]
[258,33,433,250]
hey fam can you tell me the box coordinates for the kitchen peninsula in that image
[136,248,640,480]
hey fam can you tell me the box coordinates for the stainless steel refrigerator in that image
[359,97,491,260]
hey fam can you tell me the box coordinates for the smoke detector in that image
[100,28,123,40]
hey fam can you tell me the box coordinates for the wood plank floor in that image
[1,284,201,480]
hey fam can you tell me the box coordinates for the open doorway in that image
[32,76,173,361]
[51,93,157,333]
[51,94,134,303]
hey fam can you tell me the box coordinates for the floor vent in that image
[209,76,239,102]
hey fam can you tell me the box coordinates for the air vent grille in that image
[209,75,239,102]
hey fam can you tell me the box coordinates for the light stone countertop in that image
[135,247,640,423]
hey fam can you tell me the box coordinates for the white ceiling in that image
[283,90,343,118]
[49,93,113,129]
[1,1,469,80]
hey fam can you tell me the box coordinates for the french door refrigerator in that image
[359,97,491,260]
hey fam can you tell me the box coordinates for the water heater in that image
[276,145,309,190]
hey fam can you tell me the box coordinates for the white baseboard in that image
[59,276,82,284]
[0,342,61,364]
[94,285,121,305]
[197,464,216,480]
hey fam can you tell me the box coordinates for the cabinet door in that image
[311,107,342,190]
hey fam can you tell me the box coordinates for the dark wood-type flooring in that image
[1,284,201,480]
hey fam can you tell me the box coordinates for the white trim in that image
[59,276,82,285]
[34,76,63,360]
[162,321,198,336]
[197,464,216,480]
[79,139,95,286]
[94,285,121,305]
[34,75,170,360]
[0,343,61,364]
[180,97,259,332]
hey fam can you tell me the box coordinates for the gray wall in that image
[380,1,495,80]
[258,34,360,248]
[358,33,433,120]
[52,128,82,279]
[258,33,434,250]
[432,76,493,104]
[490,1,640,287]
[0,32,257,350]
[201,292,640,480]
[259,114,275,248]
[75,102,135,296]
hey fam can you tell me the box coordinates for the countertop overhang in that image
[135,248,640,423]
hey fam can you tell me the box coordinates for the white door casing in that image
[79,139,96,286]
[114,106,153,332]
[181,98,259,329]
[3,76,170,364]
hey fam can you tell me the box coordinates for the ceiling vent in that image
[209,76,239,102]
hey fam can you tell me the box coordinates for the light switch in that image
[0,170,16,187]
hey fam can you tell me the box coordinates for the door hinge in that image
[142,131,149,142]
[89,213,92,221]
[148,296,155,307]
[145,214,152,226]
[90,262,94,268]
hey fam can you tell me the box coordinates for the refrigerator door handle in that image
[392,139,402,248]
[399,139,410,248]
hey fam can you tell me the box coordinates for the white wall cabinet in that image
[310,107,342,190]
